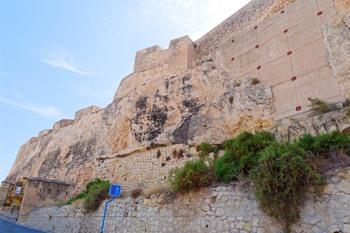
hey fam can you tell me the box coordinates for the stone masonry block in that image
[290,39,328,76]
[259,55,293,86]
[259,33,289,65]
[257,13,286,44]
[231,49,259,77]
[231,29,258,57]
[287,16,323,51]
[295,66,345,108]
[284,0,318,28]
[273,81,298,119]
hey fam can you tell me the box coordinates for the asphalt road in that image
[0,217,47,233]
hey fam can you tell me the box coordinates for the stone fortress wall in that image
[5,0,349,189]
[2,0,350,229]
[200,0,347,119]
[23,168,350,233]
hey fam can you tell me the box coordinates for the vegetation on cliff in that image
[169,159,213,193]
[169,131,350,233]
[66,178,110,212]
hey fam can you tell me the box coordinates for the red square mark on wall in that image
[296,106,302,111]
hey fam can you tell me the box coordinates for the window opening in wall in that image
[48,188,51,193]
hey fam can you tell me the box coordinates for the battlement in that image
[134,35,196,73]
[74,105,102,121]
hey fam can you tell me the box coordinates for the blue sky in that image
[0,0,250,181]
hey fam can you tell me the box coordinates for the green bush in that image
[168,159,213,193]
[83,179,110,212]
[214,151,239,183]
[250,143,324,233]
[65,191,87,205]
[223,131,275,176]
[197,142,218,157]
[66,178,110,212]
[170,131,350,232]
[297,131,350,158]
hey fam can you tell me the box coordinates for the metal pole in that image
[99,198,115,233]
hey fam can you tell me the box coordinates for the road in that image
[0,216,47,233]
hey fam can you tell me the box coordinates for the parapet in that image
[38,129,51,137]
[53,119,74,130]
[134,35,196,73]
[74,105,102,121]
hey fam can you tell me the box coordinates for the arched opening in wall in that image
[57,189,59,195]
[342,127,350,135]
[48,188,51,194]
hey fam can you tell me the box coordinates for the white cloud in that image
[0,95,62,119]
[139,0,251,40]
[42,48,92,76]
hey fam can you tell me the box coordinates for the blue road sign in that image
[109,184,121,197]
[100,184,122,232]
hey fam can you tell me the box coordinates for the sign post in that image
[99,184,122,233]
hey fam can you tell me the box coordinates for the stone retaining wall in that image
[21,168,350,233]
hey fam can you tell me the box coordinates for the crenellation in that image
[134,35,196,73]
[74,105,102,121]
[53,119,74,130]
[38,129,51,137]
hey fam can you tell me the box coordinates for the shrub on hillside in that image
[168,159,213,193]
[65,191,87,205]
[297,131,350,158]
[130,188,142,199]
[214,151,239,183]
[197,142,218,157]
[223,131,275,176]
[66,178,110,212]
[250,143,324,233]
[83,179,110,212]
[308,98,338,114]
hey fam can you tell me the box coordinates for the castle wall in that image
[3,0,350,223]
[21,168,350,233]
[205,0,346,119]
[93,144,195,192]
[134,36,196,73]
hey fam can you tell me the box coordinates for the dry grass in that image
[142,184,171,198]
[130,188,142,199]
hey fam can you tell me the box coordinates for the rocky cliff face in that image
[6,45,274,191]
[6,0,350,194]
